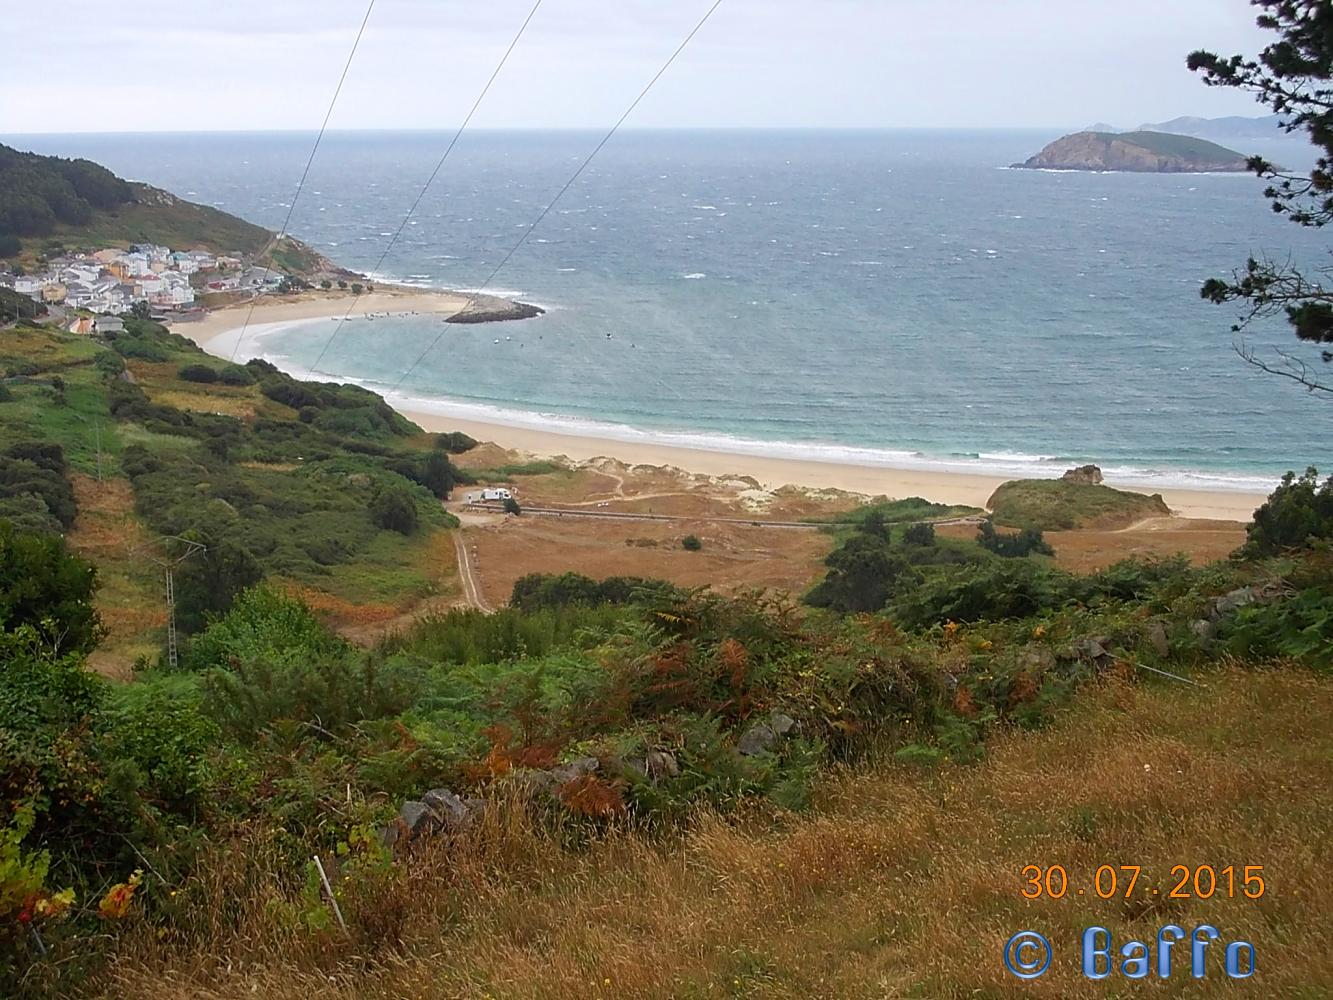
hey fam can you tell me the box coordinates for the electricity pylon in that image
[133,536,206,669]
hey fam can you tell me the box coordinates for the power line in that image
[229,0,378,363]
[308,0,547,376]
[388,0,727,394]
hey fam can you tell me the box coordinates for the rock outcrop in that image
[444,293,545,324]
[1013,131,1250,173]
[1061,465,1104,486]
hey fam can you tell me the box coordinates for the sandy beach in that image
[182,288,473,351]
[174,294,1268,523]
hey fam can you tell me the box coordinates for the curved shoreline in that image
[170,297,1268,523]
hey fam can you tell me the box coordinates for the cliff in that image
[1013,130,1250,173]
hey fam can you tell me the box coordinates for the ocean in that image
[8,128,1331,491]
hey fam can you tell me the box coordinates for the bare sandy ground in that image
[402,412,1265,522]
[179,288,471,354]
[174,298,1266,524]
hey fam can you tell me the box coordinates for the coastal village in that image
[0,243,287,324]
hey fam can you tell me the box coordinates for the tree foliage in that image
[1241,466,1333,554]
[370,485,419,535]
[0,143,133,242]
[1189,1,1333,393]
[0,521,102,655]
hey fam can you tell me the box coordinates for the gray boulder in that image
[550,756,600,785]
[645,750,680,780]
[1147,621,1170,658]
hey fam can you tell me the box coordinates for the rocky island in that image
[1013,130,1250,172]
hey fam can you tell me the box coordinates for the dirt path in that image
[453,530,492,613]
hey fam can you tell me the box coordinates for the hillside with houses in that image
[1,243,291,317]
[0,143,349,324]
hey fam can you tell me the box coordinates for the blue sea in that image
[9,129,1331,490]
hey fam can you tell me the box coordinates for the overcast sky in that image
[3,1,1275,133]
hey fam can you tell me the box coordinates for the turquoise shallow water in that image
[11,129,1331,489]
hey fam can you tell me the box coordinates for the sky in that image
[2,0,1278,133]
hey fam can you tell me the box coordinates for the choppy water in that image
[10,129,1331,489]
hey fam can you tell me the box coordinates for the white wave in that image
[682,273,707,280]
[195,326,1280,497]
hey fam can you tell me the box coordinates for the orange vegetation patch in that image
[65,475,149,557]
[937,516,1247,573]
[281,584,398,627]
[471,516,833,608]
[65,475,165,677]
[1046,517,1247,573]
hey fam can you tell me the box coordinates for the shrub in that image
[172,536,265,635]
[0,521,101,653]
[502,497,522,516]
[889,560,1076,629]
[178,363,219,384]
[371,485,419,534]
[1220,584,1333,672]
[0,444,76,529]
[186,586,347,671]
[902,522,936,546]
[509,572,678,611]
[977,520,1055,558]
[435,431,478,454]
[1242,467,1333,556]
[806,533,918,613]
[682,534,703,551]
[217,364,254,387]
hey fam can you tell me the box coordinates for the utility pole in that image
[132,536,205,669]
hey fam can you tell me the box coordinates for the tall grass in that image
[92,666,1333,998]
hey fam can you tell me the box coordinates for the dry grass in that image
[64,474,163,676]
[471,516,833,609]
[96,666,1332,998]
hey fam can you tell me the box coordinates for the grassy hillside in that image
[988,478,1171,530]
[0,143,336,273]
[0,319,473,667]
[47,183,271,257]
[1098,130,1247,162]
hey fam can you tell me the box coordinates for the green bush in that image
[682,534,703,551]
[502,496,522,516]
[177,363,219,384]
[977,520,1055,558]
[806,533,919,613]
[1220,584,1333,672]
[435,431,478,454]
[902,522,936,546]
[0,521,102,654]
[1242,467,1333,556]
[889,560,1076,629]
[217,364,255,387]
[509,572,679,611]
[371,485,418,535]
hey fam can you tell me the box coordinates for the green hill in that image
[0,143,334,274]
[987,478,1171,530]
[1016,130,1250,172]
[1098,129,1248,161]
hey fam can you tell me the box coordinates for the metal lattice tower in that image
[132,536,206,669]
